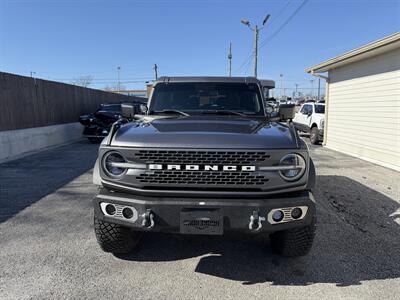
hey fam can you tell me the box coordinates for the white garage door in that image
[326,47,400,171]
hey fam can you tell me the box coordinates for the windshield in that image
[315,104,325,114]
[150,82,264,115]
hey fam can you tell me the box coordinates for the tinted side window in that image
[301,105,311,114]
[315,105,325,114]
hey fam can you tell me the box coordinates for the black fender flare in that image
[306,157,316,191]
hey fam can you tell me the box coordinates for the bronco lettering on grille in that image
[148,164,256,172]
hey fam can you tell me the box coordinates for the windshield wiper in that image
[199,110,249,117]
[158,109,190,116]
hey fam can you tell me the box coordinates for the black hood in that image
[111,116,298,149]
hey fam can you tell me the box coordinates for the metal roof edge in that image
[305,32,400,74]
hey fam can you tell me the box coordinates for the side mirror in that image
[278,104,295,121]
[140,104,148,114]
[121,103,136,119]
[265,105,274,114]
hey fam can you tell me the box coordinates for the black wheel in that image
[270,216,316,257]
[310,127,319,145]
[94,216,142,254]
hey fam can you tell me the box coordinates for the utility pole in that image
[317,78,321,100]
[280,74,284,98]
[228,42,232,77]
[30,71,37,86]
[153,64,158,80]
[253,26,259,78]
[117,66,121,93]
[241,14,270,78]
[295,83,299,96]
[310,79,314,98]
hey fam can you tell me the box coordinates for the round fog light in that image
[291,207,302,219]
[105,204,116,215]
[272,210,284,222]
[122,207,134,219]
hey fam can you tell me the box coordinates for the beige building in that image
[306,32,400,171]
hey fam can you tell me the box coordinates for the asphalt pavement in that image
[0,139,399,299]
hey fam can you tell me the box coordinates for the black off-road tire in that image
[310,127,319,145]
[270,216,316,257]
[94,216,142,254]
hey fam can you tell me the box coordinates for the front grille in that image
[132,150,271,189]
[136,170,269,186]
[134,150,270,164]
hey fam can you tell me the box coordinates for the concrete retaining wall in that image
[0,122,83,162]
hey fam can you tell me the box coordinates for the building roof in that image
[306,32,400,74]
[155,76,274,87]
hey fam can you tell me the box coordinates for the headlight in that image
[279,154,306,181]
[102,151,127,177]
[320,119,324,129]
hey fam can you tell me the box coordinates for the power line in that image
[267,0,293,27]
[234,4,284,74]
[48,76,152,81]
[234,6,284,75]
[244,56,253,76]
[233,50,253,74]
[258,0,309,50]
[234,0,306,75]
[92,80,150,84]
[276,87,325,90]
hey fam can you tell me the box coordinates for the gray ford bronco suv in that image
[93,76,316,257]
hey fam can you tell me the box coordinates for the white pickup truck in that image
[293,102,325,144]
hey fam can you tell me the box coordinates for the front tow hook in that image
[249,211,265,232]
[141,209,155,229]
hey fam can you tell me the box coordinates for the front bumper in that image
[93,188,316,234]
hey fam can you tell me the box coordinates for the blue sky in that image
[0,0,399,94]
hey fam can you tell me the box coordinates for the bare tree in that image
[103,84,126,93]
[71,75,94,87]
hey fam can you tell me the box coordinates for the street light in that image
[262,14,270,26]
[117,66,121,93]
[241,19,250,26]
[240,14,270,78]
[228,42,232,77]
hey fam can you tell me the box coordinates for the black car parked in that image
[79,103,144,143]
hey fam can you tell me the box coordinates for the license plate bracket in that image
[180,210,223,235]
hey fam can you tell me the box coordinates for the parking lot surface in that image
[0,140,399,299]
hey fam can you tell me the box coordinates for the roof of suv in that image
[303,102,325,106]
[156,76,260,84]
[154,77,275,89]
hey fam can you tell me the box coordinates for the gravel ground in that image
[0,139,399,300]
